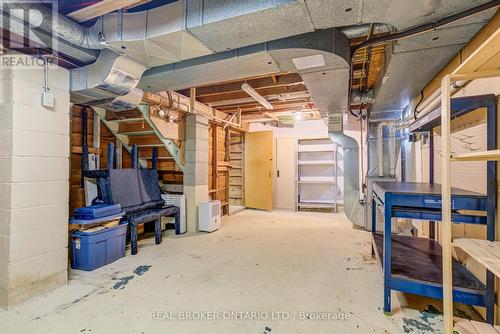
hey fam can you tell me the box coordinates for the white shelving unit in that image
[296,138,340,212]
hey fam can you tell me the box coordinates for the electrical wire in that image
[413,90,424,120]
[348,0,500,120]
[352,0,500,54]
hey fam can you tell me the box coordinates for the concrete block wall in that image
[183,114,209,233]
[0,57,70,308]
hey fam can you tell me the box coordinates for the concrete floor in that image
[0,210,478,333]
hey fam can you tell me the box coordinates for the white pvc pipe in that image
[377,122,389,177]
[389,127,396,177]
[415,81,467,119]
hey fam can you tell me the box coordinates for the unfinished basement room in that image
[2,1,500,333]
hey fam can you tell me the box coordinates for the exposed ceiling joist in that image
[218,100,313,113]
[177,73,303,98]
[67,0,148,22]
[196,84,308,104]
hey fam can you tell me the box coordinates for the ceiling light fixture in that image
[241,83,274,110]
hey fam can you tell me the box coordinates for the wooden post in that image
[115,138,123,169]
[190,87,196,113]
[213,125,219,200]
[152,147,158,170]
[441,74,453,334]
[93,110,101,167]
[132,144,138,169]
[81,107,89,187]
[107,142,115,170]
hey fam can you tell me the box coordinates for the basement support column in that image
[183,114,209,233]
[0,56,70,308]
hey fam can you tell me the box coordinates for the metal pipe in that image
[350,0,499,119]
[413,81,467,119]
[352,0,500,54]
[339,23,391,39]
[377,122,388,177]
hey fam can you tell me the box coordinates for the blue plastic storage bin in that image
[71,223,127,271]
[73,204,121,220]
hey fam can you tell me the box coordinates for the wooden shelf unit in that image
[229,131,245,213]
[441,71,500,334]
[452,149,500,161]
[208,124,230,215]
[453,239,500,277]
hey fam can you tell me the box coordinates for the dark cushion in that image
[126,209,160,225]
[138,169,164,203]
[109,169,143,208]
[158,205,179,216]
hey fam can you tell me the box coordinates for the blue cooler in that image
[71,222,127,271]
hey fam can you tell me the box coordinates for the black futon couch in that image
[94,168,180,255]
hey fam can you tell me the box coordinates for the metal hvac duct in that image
[70,49,147,109]
[140,28,365,227]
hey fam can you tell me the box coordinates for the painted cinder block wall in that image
[0,57,70,308]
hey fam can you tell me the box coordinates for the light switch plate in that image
[41,91,55,108]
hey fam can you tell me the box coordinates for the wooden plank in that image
[116,139,123,169]
[128,135,162,146]
[71,146,102,155]
[441,74,453,334]
[244,131,273,210]
[177,73,303,97]
[139,147,171,158]
[67,0,145,22]
[118,120,152,134]
[470,320,499,334]
[212,125,218,194]
[453,238,500,278]
[452,149,500,161]
[196,84,308,104]
[454,318,479,334]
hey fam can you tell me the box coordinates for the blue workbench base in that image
[372,234,486,308]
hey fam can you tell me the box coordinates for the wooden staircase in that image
[96,107,184,185]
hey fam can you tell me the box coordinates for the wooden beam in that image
[143,91,240,128]
[115,138,123,169]
[197,84,308,104]
[67,0,146,22]
[177,73,303,97]
[441,74,453,334]
[118,120,152,134]
[71,146,102,155]
[218,100,313,113]
[128,134,163,146]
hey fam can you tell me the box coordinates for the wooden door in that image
[245,131,274,210]
[275,137,296,209]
